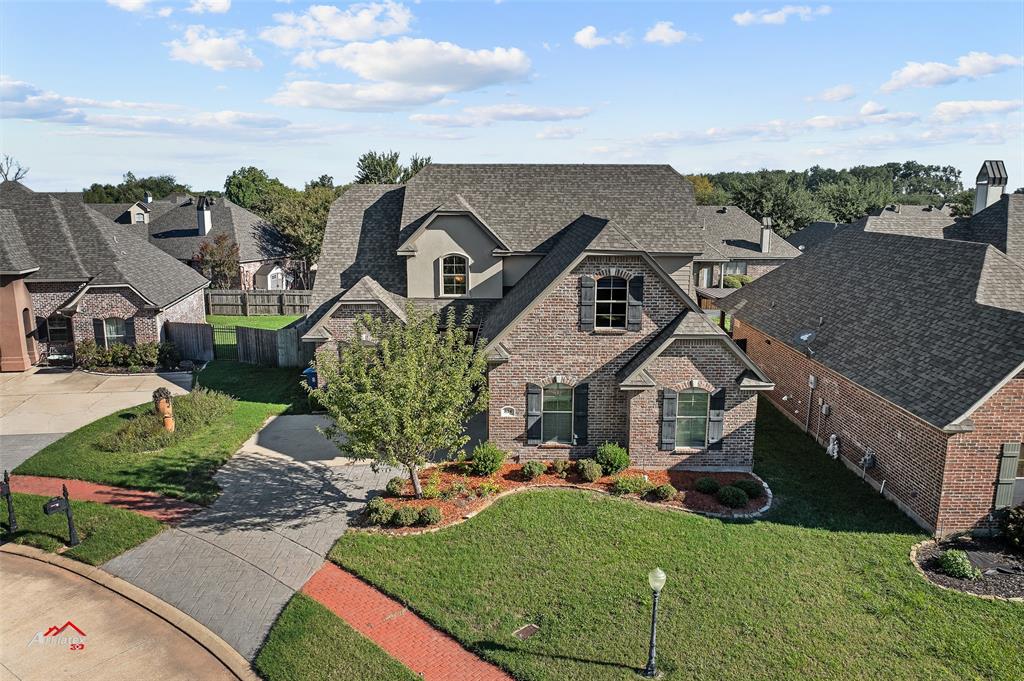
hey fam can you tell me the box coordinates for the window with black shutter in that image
[526,383,542,445]
[707,388,726,450]
[595,277,627,329]
[579,276,596,331]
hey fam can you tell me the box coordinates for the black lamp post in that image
[642,567,667,678]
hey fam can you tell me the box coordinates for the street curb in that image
[1,544,261,680]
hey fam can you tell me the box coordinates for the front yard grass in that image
[1,492,162,565]
[255,594,417,681]
[14,361,308,504]
[330,399,1024,680]
[206,314,302,330]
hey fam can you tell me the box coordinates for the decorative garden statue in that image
[827,434,839,460]
[152,387,175,433]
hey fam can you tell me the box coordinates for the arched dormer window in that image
[595,276,628,328]
[441,254,469,296]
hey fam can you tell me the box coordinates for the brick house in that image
[722,163,1024,536]
[302,165,775,471]
[0,181,208,371]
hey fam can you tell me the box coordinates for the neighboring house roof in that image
[696,206,802,260]
[786,221,850,252]
[722,228,1024,430]
[254,262,284,276]
[857,203,961,240]
[0,208,39,274]
[400,164,705,254]
[144,196,289,263]
[0,181,209,308]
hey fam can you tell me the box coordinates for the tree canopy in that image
[193,233,239,288]
[83,172,192,203]
[355,150,432,184]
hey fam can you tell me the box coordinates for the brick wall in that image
[77,287,160,344]
[156,288,206,340]
[745,260,784,281]
[322,303,390,342]
[27,282,81,319]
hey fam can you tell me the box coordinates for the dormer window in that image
[595,276,627,328]
[442,254,468,296]
[135,212,145,223]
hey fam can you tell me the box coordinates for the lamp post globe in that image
[642,568,666,678]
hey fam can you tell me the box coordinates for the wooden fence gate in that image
[236,326,313,367]
[164,322,214,362]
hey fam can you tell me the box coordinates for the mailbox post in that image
[1,470,16,533]
[43,484,79,547]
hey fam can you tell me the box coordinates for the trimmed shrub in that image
[418,506,442,526]
[716,485,749,509]
[576,458,603,483]
[595,442,630,475]
[109,343,132,367]
[385,477,406,497]
[521,460,546,480]
[610,475,653,496]
[694,476,720,494]
[476,479,501,497]
[468,441,506,477]
[391,506,420,528]
[421,471,442,499]
[733,479,764,499]
[129,342,159,367]
[653,484,677,501]
[365,497,395,526]
[158,342,181,370]
[1004,505,1024,552]
[724,274,753,289]
[549,460,570,478]
[74,340,109,369]
[939,549,981,580]
[440,480,469,500]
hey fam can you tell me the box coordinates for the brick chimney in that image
[760,216,773,253]
[974,160,1007,215]
[196,196,213,236]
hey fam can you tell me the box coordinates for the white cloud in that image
[157,7,173,17]
[931,99,1022,123]
[409,103,591,127]
[806,84,855,102]
[643,21,688,45]
[733,5,831,26]
[261,2,413,49]
[573,25,629,49]
[106,0,151,11]
[881,51,1024,92]
[269,80,448,111]
[536,125,582,140]
[167,26,263,71]
[859,100,887,116]
[187,0,230,13]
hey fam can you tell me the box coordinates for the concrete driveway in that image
[0,368,191,470]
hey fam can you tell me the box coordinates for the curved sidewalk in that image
[11,475,202,524]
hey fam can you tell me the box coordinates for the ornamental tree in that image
[309,305,488,498]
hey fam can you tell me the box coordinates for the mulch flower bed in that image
[363,461,769,535]
[914,536,1024,600]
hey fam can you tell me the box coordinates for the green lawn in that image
[255,594,417,681]
[14,361,309,504]
[206,315,302,330]
[329,399,1024,681]
[2,492,163,565]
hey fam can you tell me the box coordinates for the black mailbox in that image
[0,481,9,498]
[43,496,67,515]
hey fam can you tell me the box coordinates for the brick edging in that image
[357,473,774,538]
[0,544,261,679]
[908,540,1023,604]
[11,475,203,524]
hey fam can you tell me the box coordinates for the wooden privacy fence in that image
[206,289,311,316]
[164,321,214,362]
[236,326,313,368]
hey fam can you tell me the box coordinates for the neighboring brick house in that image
[88,194,299,290]
[722,165,1024,535]
[303,165,774,471]
[0,181,209,371]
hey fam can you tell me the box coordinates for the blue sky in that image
[2,1,1022,192]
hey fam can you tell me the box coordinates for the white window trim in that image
[439,253,470,298]
[541,382,574,445]
[724,261,747,276]
[595,276,628,329]
[675,388,710,450]
[135,213,145,223]
[104,317,127,348]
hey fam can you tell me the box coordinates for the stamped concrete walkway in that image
[104,414,397,660]
[11,475,202,523]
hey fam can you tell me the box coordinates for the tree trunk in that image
[409,465,423,498]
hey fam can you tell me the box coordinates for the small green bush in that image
[595,442,630,475]
[385,477,406,497]
[129,342,159,367]
[440,480,469,500]
[576,458,603,483]
[939,549,981,580]
[391,506,420,528]
[653,484,677,501]
[109,343,132,367]
[74,340,109,369]
[365,497,395,526]
[418,506,442,526]
[476,479,501,497]
[724,274,753,289]
[521,461,546,480]
[716,485,749,508]
[549,460,570,478]
[158,341,181,370]
[694,477,720,494]
[468,441,506,476]
[732,479,764,499]
[610,475,653,496]
[1004,506,1024,551]
[421,471,442,499]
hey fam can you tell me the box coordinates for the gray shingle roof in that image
[723,228,1024,428]
[0,208,38,273]
[0,181,209,307]
[615,309,725,384]
[786,221,850,252]
[145,197,288,263]
[858,203,962,240]
[696,206,801,260]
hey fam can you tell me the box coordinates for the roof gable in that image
[396,195,511,255]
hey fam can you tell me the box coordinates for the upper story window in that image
[595,276,627,328]
[135,212,145,223]
[104,317,127,347]
[676,389,709,448]
[441,254,468,296]
[542,382,573,444]
[724,261,747,276]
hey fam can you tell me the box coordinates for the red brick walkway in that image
[11,475,202,523]
[303,562,513,681]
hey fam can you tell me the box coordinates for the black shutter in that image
[93,318,106,348]
[580,276,596,331]
[573,383,589,446]
[36,316,48,342]
[124,318,137,346]
[708,388,726,450]
[627,275,644,331]
[526,383,542,445]
[660,388,677,451]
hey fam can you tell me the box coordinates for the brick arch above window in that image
[592,266,640,280]
[664,378,716,393]
[539,374,582,387]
